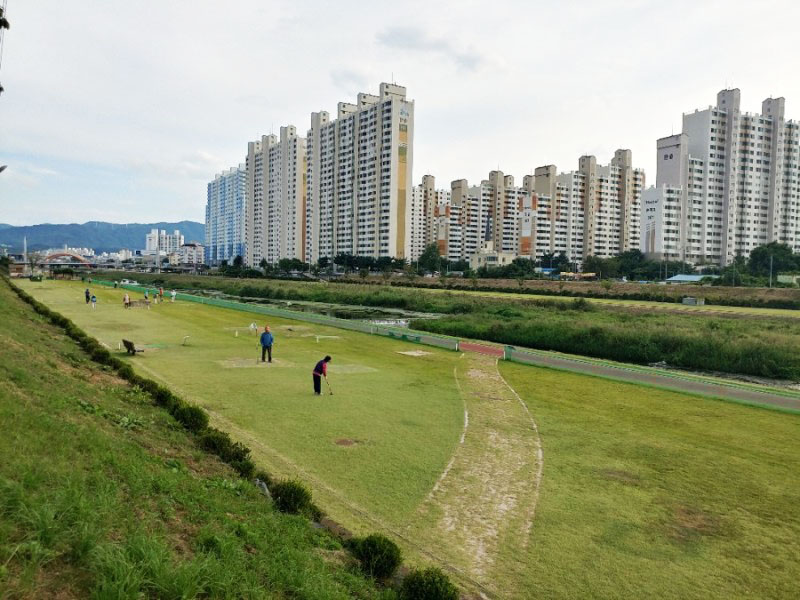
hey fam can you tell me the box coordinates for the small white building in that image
[469,241,517,271]
[179,242,205,265]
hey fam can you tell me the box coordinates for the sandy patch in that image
[397,350,432,357]
[218,357,294,368]
[335,438,359,446]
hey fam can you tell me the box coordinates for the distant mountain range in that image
[0,221,205,253]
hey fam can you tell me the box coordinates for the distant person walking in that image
[159,287,164,301]
[170,289,177,303]
[123,293,130,309]
[144,289,149,301]
[85,288,91,304]
[90,294,97,309]
[260,326,274,363]
[312,356,332,395]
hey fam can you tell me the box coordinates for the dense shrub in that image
[198,429,251,465]
[270,480,312,515]
[349,534,402,579]
[400,567,459,600]
[116,364,135,381]
[172,404,209,433]
[230,458,255,479]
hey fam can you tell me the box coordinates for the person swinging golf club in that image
[313,355,332,396]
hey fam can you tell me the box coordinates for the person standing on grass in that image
[123,293,130,309]
[144,289,149,301]
[260,326,274,363]
[90,294,97,309]
[171,289,177,303]
[85,288,91,304]
[312,356,331,395]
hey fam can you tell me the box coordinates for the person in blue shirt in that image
[260,325,274,363]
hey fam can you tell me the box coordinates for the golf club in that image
[325,377,333,395]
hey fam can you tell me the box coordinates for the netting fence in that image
[93,279,460,352]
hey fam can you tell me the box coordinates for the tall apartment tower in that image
[245,126,307,266]
[644,89,800,265]
[206,165,247,266]
[306,83,415,262]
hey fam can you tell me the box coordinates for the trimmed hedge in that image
[349,534,403,579]
[270,480,312,515]
[400,567,459,600]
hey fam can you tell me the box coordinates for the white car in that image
[120,279,138,285]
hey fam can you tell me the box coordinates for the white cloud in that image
[2,0,800,225]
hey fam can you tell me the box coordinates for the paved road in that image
[458,341,800,412]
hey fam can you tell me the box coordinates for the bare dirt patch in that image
[669,505,720,541]
[397,350,432,357]
[335,438,358,446]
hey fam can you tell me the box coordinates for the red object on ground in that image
[459,342,503,357]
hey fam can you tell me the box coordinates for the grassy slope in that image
[16,280,464,535]
[499,361,800,599]
[0,279,393,599]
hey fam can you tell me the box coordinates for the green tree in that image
[419,243,441,274]
[748,242,798,278]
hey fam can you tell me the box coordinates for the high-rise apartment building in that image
[145,228,184,255]
[246,126,307,266]
[642,89,800,265]
[306,83,414,262]
[431,151,642,264]
[206,165,247,266]
[410,174,450,260]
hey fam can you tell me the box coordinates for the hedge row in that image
[6,278,461,599]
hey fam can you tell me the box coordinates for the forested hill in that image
[0,221,204,252]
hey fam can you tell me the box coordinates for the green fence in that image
[93,279,460,352]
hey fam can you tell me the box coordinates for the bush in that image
[350,533,402,579]
[172,404,209,433]
[116,364,135,381]
[198,429,251,465]
[401,567,459,600]
[230,458,255,479]
[270,480,312,515]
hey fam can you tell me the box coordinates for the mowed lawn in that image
[19,279,800,598]
[19,280,464,534]
[499,361,800,599]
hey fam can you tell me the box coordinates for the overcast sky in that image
[2,0,800,225]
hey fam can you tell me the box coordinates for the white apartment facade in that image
[246,126,307,266]
[643,89,800,266]
[145,229,184,255]
[179,242,205,265]
[431,151,643,265]
[206,165,247,266]
[306,83,414,263]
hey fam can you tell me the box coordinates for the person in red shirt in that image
[312,356,331,395]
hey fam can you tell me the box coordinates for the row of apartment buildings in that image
[409,149,643,264]
[206,86,799,268]
[642,89,800,265]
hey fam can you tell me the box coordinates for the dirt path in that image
[411,353,542,597]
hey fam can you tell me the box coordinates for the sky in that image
[2,0,800,226]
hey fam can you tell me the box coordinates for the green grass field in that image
[18,279,800,599]
[0,279,393,599]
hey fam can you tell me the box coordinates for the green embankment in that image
[0,278,394,599]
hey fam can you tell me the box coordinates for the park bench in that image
[122,339,144,355]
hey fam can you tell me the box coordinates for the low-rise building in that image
[469,241,517,271]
